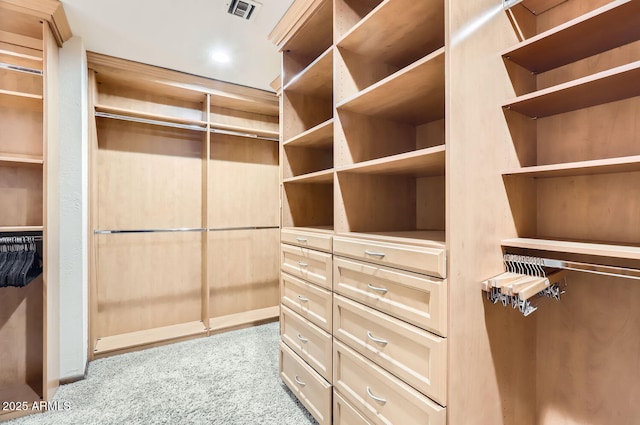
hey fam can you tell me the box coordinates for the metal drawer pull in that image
[367,331,388,345]
[296,237,308,243]
[295,376,306,386]
[367,283,388,293]
[297,334,309,343]
[297,295,309,302]
[366,386,387,404]
[365,249,386,258]
[297,261,309,267]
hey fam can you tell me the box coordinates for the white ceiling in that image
[61,0,293,92]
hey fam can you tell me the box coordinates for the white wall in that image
[58,36,89,380]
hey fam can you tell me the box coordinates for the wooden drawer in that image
[281,272,332,332]
[334,257,447,336]
[334,340,446,425]
[334,390,373,425]
[334,294,447,405]
[333,236,446,278]
[281,243,332,289]
[280,341,332,425]
[281,305,333,382]
[281,228,332,252]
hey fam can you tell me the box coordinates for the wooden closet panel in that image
[0,166,42,226]
[209,134,279,227]
[96,233,202,337]
[535,0,611,35]
[0,96,43,157]
[0,68,42,97]
[283,145,333,179]
[416,175,446,231]
[0,278,43,392]
[536,97,640,165]
[282,91,333,141]
[209,106,278,134]
[283,183,334,228]
[0,8,43,40]
[416,119,445,150]
[208,229,279,317]
[536,272,640,425]
[536,172,640,244]
[96,119,202,230]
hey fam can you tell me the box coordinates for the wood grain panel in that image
[0,95,42,157]
[335,46,399,104]
[282,90,333,141]
[209,133,279,227]
[209,229,279,318]
[0,165,42,226]
[95,232,202,337]
[535,0,610,35]
[283,182,334,228]
[416,119,445,150]
[0,7,42,40]
[416,175,446,232]
[96,118,202,230]
[209,105,278,135]
[333,0,381,41]
[283,145,333,179]
[0,68,42,97]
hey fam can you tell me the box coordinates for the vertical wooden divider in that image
[202,94,211,331]
[87,70,99,360]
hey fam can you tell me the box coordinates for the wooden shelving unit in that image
[283,118,333,147]
[502,237,640,261]
[283,47,332,97]
[337,146,445,176]
[283,168,334,184]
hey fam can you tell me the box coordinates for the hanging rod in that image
[208,226,280,232]
[94,228,207,235]
[95,112,279,142]
[0,62,42,75]
[504,253,640,281]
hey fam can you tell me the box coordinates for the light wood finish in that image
[283,144,333,179]
[337,48,445,125]
[502,238,640,261]
[209,105,279,138]
[284,169,334,184]
[209,230,280,318]
[0,225,43,232]
[283,118,333,148]
[333,235,446,278]
[333,257,447,336]
[270,75,281,94]
[209,306,279,333]
[281,272,332,332]
[0,0,71,46]
[281,243,333,290]
[0,154,43,167]
[334,294,447,404]
[282,182,334,228]
[282,90,333,141]
[281,227,333,252]
[333,340,446,425]
[93,321,207,358]
[284,46,333,98]
[280,341,332,425]
[504,61,640,118]
[0,68,42,98]
[94,104,207,127]
[333,390,372,425]
[200,97,210,329]
[504,155,640,178]
[0,383,40,419]
[269,0,328,50]
[0,94,43,158]
[281,305,333,382]
[503,0,640,73]
[336,0,444,68]
[337,146,445,176]
[521,0,570,15]
[0,166,42,226]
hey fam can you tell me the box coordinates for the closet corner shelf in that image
[283,46,333,98]
[0,88,42,101]
[336,0,444,67]
[503,60,640,118]
[503,155,640,178]
[93,321,208,358]
[283,118,333,148]
[503,0,640,73]
[279,0,332,65]
[337,145,445,177]
[340,230,446,249]
[0,226,44,233]
[502,238,640,261]
[94,104,207,127]
[0,154,43,167]
[283,168,334,184]
[336,48,445,125]
[210,306,280,334]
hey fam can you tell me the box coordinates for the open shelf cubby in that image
[282,180,334,230]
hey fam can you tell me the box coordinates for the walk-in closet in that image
[1,0,639,423]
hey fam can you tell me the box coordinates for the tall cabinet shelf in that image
[0,0,69,420]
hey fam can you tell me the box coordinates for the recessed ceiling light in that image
[211,51,231,64]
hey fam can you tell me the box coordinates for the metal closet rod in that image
[0,62,42,75]
[95,112,279,142]
[95,226,280,235]
[505,254,640,281]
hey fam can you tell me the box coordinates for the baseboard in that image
[59,360,89,385]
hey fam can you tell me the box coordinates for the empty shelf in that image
[0,88,42,100]
[337,0,444,67]
[95,104,206,127]
[284,169,334,184]
[503,155,640,178]
[337,48,445,125]
[502,238,640,261]
[283,119,333,148]
[0,154,43,167]
[337,146,445,177]
[503,61,640,118]
[284,47,333,98]
[504,0,640,73]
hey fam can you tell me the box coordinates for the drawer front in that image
[334,294,447,405]
[334,390,373,425]
[334,340,446,425]
[281,243,332,289]
[281,305,333,382]
[280,342,332,425]
[334,257,447,336]
[281,228,332,252]
[333,236,446,278]
[281,272,332,332]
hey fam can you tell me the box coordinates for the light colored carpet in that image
[9,322,318,425]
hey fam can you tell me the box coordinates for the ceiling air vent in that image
[227,0,261,21]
